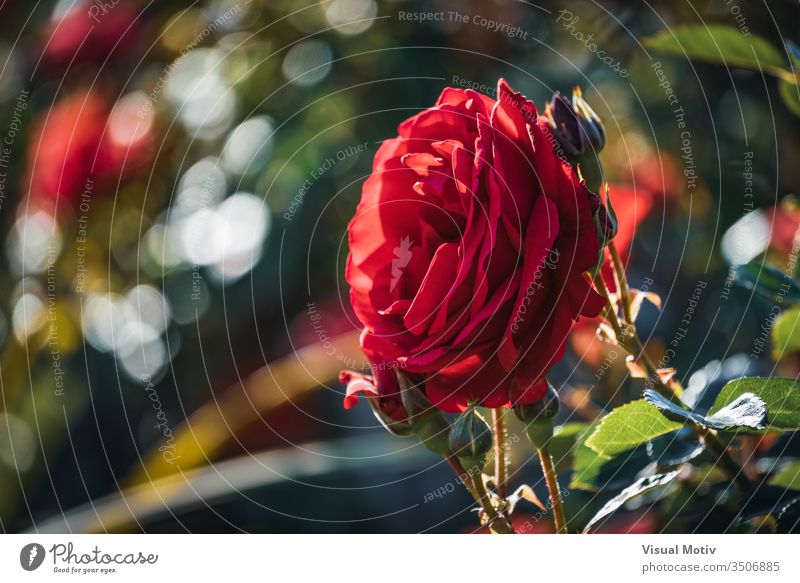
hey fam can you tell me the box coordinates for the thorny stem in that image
[537,445,568,534]
[470,471,515,534]
[445,454,515,534]
[608,241,633,323]
[592,271,625,342]
[591,260,752,492]
[700,429,753,492]
[492,409,509,499]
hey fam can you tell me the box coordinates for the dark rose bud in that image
[515,382,560,448]
[514,381,560,422]
[584,184,618,271]
[543,86,606,158]
[449,407,493,471]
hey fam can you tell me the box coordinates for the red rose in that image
[345,79,605,413]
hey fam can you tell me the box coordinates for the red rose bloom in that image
[345,79,605,413]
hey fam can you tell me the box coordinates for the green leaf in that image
[586,400,682,457]
[571,445,651,492]
[644,389,766,431]
[772,305,800,359]
[709,377,800,432]
[704,393,768,430]
[644,25,786,72]
[647,428,704,466]
[733,263,800,304]
[770,461,800,491]
[643,390,706,423]
[571,421,610,491]
[570,421,651,492]
[549,422,588,474]
[779,79,800,117]
[583,471,680,533]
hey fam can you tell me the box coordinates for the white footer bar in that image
[1,534,798,581]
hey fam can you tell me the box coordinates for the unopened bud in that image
[398,374,451,455]
[515,382,560,449]
[543,86,606,159]
[585,184,618,273]
[449,407,493,471]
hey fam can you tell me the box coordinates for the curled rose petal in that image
[340,370,379,411]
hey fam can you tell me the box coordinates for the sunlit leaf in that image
[644,389,766,431]
[549,422,588,474]
[709,377,800,433]
[571,421,609,491]
[586,400,682,457]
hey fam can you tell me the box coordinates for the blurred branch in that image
[124,331,365,487]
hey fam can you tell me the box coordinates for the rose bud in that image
[585,183,619,271]
[514,381,560,448]
[398,374,450,455]
[592,184,618,244]
[543,86,606,158]
[449,407,493,472]
[345,79,605,417]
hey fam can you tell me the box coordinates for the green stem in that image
[592,271,625,342]
[446,454,515,534]
[470,471,515,534]
[445,454,479,500]
[492,409,509,499]
[608,241,633,324]
[700,429,752,492]
[537,445,568,534]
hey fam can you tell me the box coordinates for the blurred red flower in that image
[25,89,153,205]
[765,200,800,256]
[38,3,141,72]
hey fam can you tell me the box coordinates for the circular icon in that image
[19,543,46,571]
